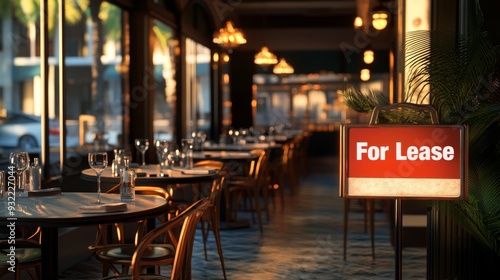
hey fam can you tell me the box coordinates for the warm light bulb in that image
[372,12,388,30]
[354,16,363,28]
[360,69,370,81]
[363,50,374,64]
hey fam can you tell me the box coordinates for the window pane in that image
[152,20,176,142]
[65,1,125,152]
[0,1,127,175]
[185,38,211,138]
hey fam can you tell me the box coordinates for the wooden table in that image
[0,192,168,279]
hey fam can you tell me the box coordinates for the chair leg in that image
[254,186,264,235]
[201,220,209,261]
[211,216,227,280]
[262,184,270,222]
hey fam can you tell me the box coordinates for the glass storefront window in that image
[152,20,176,142]
[185,38,211,138]
[0,1,127,175]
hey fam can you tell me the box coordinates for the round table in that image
[0,192,168,279]
[81,164,219,185]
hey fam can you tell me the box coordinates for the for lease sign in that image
[340,125,467,199]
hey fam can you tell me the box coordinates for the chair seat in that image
[96,244,175,262]
[0,247,41,263]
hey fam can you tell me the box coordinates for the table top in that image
[193,151,259,161]
[0,192,168,227]
[203,142,281,151]
[81,165,219,184]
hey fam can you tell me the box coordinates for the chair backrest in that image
[129,197,210,280]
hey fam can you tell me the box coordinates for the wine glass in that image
[9,152,30,197]
[88,152,108,204]
[154,140,170,166]
[135,139,150,166]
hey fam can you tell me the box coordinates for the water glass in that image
[9,152,30,197]
[168,149,184,167]
[120,168,136,201]
[181,139,194,169]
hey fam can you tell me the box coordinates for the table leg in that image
[41,227,58,279]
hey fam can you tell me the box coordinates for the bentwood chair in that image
[224,148,270,235]
[266,141,291,210]
[89,186,172,277]
[193,160,227,279]
[0,227,42,280]
[101,197,210,280]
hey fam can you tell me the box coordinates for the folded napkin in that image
[172,167,215,175]
[79,203,127,213]
[28,187,61,197]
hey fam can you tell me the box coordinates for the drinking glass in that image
[154,140,170,164]
[88,152,108,204]
[9,152,30,197]
[135,138,149,166]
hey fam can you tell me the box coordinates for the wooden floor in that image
[54,155,426,279]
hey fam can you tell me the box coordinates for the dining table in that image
[81,164,219,185]
[0,192,169,279]
[202,142,281,152]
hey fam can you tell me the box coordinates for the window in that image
[0,1,128,175]
[152,20,176,142]
[185,38,211,138]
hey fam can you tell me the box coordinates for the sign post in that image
[340,104,468,279]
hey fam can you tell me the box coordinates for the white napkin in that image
[79,203,127,213]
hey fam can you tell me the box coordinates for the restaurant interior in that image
[1,0,500,279]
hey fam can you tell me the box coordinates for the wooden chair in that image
[89,186,172,276]
[224,148,270,235]
[194,160,227,280]
[100,197,210,280]
[266,142,290,210]
[0,227,42,280]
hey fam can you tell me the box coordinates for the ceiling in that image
[226,0,394,52]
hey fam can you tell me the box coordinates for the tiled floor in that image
[58,156,426,279]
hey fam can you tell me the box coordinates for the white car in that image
[0,112,60,150]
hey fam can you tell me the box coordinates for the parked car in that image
[0,112,60,150]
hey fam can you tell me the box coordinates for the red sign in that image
[340,125,468,199]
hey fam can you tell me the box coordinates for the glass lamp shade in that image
[360,69,371,81]
[371,6,389,30]
[363,50,374,64]
[354,16,363,29]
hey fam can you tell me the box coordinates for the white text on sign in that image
[356,142,455,161]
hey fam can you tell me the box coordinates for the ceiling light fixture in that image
[254,46,278,66]
[273,58,294,75]
[363,49,374,64]
[360,69,371,81]
[371,3,390,30]
[213,20,247,52]
[354,16,363,29]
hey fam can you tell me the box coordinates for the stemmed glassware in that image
[154,140,170,165]
[9,152,30,197]
[88,152,108,204]
[135,139,149,166]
